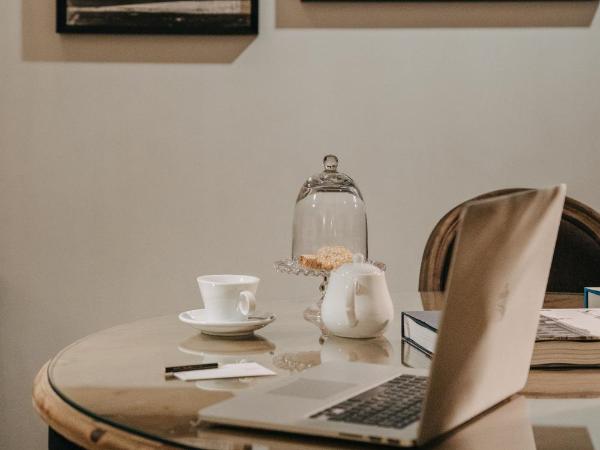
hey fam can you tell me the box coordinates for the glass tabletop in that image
[48,292,600,449]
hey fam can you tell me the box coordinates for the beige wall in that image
[2,0,600,447]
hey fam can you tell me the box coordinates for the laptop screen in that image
[418,185,566,444]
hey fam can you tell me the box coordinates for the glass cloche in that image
[292,155,368,266]
[275,155,383,327]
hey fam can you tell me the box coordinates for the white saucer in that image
[178,309,276,336]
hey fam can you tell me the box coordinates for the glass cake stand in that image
[274,258,386,327]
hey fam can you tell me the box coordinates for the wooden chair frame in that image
[419,188,600,293]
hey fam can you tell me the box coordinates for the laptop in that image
[199,185,566,447]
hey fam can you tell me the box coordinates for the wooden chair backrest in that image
[419,188,600,293]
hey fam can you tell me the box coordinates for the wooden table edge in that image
[32,351,600,449]
[32,361,178,450]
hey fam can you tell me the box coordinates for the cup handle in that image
[346,280,359,328]
[238,290,256,317]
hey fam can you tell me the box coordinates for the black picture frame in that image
[57,0,258,35]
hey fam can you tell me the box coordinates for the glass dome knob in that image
[323,154,339,173]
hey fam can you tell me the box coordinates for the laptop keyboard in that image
[309,374,427,430]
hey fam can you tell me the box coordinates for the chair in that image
[419,188,600,295]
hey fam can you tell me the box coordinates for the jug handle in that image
[346,280,359,328]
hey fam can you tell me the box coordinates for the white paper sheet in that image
[540,309,600,338]
[174,362,276,381]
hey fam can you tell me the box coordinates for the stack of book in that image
[402,309,600,369]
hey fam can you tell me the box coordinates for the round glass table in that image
[33,292,600,449]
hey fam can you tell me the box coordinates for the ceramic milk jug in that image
[321,254,394,338]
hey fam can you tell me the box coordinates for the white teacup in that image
[197,275,259,322]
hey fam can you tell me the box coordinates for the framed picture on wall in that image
[57,0,258,34]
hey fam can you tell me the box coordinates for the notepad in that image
[585,287,600,308]
[174,362,276,381]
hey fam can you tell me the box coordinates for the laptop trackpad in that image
[268,378,356,399]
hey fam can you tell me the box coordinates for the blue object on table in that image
[584,287,600,308]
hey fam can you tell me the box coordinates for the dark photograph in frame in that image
[57,0,258,35]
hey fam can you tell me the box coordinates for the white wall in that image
[2,0,600,447]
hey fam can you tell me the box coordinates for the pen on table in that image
[164,363,219,379]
